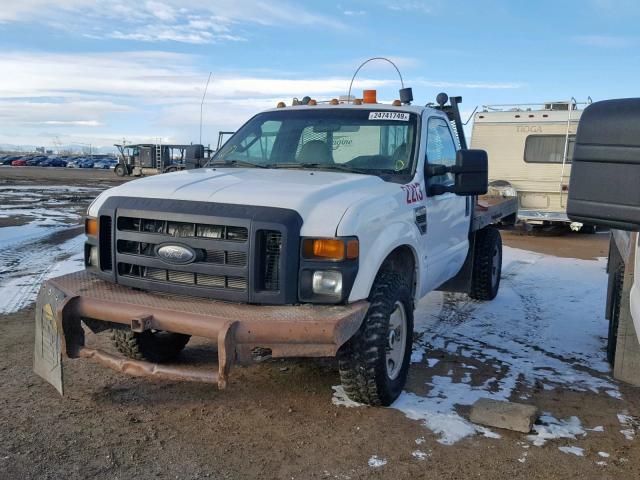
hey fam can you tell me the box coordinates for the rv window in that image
[524,134,575,164]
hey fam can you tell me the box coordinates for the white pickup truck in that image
[34,90,516,406]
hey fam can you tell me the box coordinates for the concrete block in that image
[470,398,538,433]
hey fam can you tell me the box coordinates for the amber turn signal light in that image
[303,238,359,260]
[85,217,98,236]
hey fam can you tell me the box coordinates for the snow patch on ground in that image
[389,247,617,445]
[558,446,584,456]
[0,233,85,314]
[617,412,639,440]
[411,450,429,461]
[367,456,387,468]
[331,386,364,408]
[598,451,610,458]
[527,414,585,447]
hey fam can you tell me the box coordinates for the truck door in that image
[422,115,471,290]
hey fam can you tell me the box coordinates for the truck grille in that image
[99,215,113,271]
[113,215,250,301]
[94,197,302,304]
[117,262,248,291]
[262,231,282,291]
[117,217,248,242]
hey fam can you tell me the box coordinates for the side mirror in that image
[427,149,488,196]
[567,98,640,231]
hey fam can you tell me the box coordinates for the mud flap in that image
[33,285,66,395]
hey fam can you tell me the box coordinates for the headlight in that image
[312,271,343,295]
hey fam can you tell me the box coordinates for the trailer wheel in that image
[607,264,625,365]
[469,227,502,301]
[337,272,413,406]
[114,164,127,177]
[111,329,191,363]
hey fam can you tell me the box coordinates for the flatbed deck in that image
[473,195,518,231]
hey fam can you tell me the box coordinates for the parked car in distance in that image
[79,158,95,168]
[41,158,68,167]
[26,156,47,166]
[2,155,21,165]
[11,159,27,166]
[92,160,111,169]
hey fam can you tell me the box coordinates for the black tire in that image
[114,164,127,177]
[469,227,502,301]
[607,264,625,365]
[337,272,414,406]
[111,329,190,363]
[581,224,598,234]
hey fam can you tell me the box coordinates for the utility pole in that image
[200,72,212,145]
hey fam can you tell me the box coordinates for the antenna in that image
[199,72,212,145]
[347,57,412,104]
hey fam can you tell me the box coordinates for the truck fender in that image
[347,226,422,303]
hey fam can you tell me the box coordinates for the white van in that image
[471,100,591,228]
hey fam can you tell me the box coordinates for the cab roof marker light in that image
[363,90,377,104]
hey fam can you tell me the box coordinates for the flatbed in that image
[473,195,518,231]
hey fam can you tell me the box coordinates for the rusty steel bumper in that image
[34,271,369,394]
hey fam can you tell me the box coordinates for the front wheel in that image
[114,164,127,177]
[337,273,413,406]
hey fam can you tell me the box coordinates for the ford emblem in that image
[156,243,197,265]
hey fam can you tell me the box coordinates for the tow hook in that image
[131,315,153,333]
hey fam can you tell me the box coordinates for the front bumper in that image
[34,271,368,395]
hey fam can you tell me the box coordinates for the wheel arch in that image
[349,240,421,303]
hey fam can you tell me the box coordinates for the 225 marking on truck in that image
[401,182,424,204]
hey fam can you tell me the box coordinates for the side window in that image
[524,134,576,163]
[237,120,281,163]
[426,117,457,185]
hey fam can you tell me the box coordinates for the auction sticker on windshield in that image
[368,111,410,121]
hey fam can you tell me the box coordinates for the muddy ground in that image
[0,167,639,479]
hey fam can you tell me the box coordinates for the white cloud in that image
[343,10,366,16]
[385,1,433,14]
[0,49,521,149]
[572,35,634,48]
[0,0,346,43]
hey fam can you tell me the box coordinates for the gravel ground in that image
[0,167,638,479]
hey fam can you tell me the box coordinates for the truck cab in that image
[35,91,515,405]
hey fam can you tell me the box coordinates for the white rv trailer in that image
[471,99,591,228]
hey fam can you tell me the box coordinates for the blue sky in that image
[0,0,638,151]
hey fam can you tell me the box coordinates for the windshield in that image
[211,108,418,178]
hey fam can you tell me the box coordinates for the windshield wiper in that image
[209,159,269,169]
[266,162,372,175]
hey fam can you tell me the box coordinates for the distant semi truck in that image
[472,99,593,231]
[113,143,209,177]
[567,98,640,380]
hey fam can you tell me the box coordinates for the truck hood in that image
[89,168,395,236]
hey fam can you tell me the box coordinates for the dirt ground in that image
[1,167,639,479]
